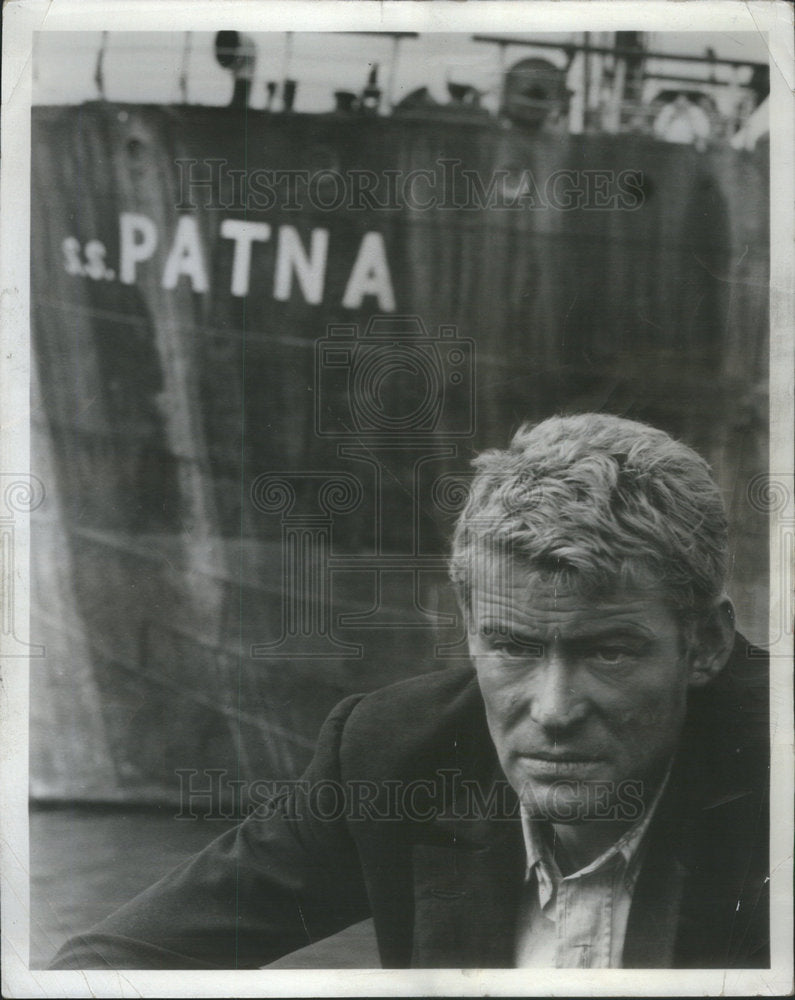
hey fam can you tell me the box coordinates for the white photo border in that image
[2,1,792,996]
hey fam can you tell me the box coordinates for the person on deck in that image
[653,92,712,150]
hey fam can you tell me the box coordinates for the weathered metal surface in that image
[30,103,769,801]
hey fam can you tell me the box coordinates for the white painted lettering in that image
[342,232,395,311]
[220,219,271,297]
[119,213,158,284]
[274,226,329,305]
[161,216,209,293]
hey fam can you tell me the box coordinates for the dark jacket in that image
[50,634,769,969]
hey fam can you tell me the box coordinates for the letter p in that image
[119,212,158,284]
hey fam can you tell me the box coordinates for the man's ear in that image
[687,596,736,689]
[452,582,474,633]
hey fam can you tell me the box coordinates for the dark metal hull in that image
[30,103,769,803]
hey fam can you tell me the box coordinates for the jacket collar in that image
[409,757,727,970]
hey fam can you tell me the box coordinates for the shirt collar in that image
[521,767,672,903]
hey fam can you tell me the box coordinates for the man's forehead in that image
[469,560,673,628]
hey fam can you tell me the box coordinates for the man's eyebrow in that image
[477,622,547,651]
[478,620,540,636]
[567,624,656,642]
[477,621,656,640]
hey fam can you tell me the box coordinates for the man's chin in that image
[515,775,646,824]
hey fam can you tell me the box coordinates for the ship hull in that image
[30,103,769,803]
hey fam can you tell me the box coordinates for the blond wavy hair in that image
[449,413,729,623]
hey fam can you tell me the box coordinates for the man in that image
[653,92,712,150]
[51,414,769,969]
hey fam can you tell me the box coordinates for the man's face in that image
[467,557,699,822]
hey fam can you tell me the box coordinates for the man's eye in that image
[485,634,542,657]
[589,647,631,664]
[492,640,526,656]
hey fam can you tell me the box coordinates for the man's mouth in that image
[522,751,601,762]
[517,752,604,777]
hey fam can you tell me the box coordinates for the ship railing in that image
[35,30,767,144]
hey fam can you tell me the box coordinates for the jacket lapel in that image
[623,724,769,969]
[621,793,691,967]
[411,815,526,967]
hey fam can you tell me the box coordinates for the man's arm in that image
[49,695,372,969]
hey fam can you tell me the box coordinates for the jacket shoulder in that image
[338,666,490,781]
[685,631,769,778]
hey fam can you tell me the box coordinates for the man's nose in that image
[529,653,587,731]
